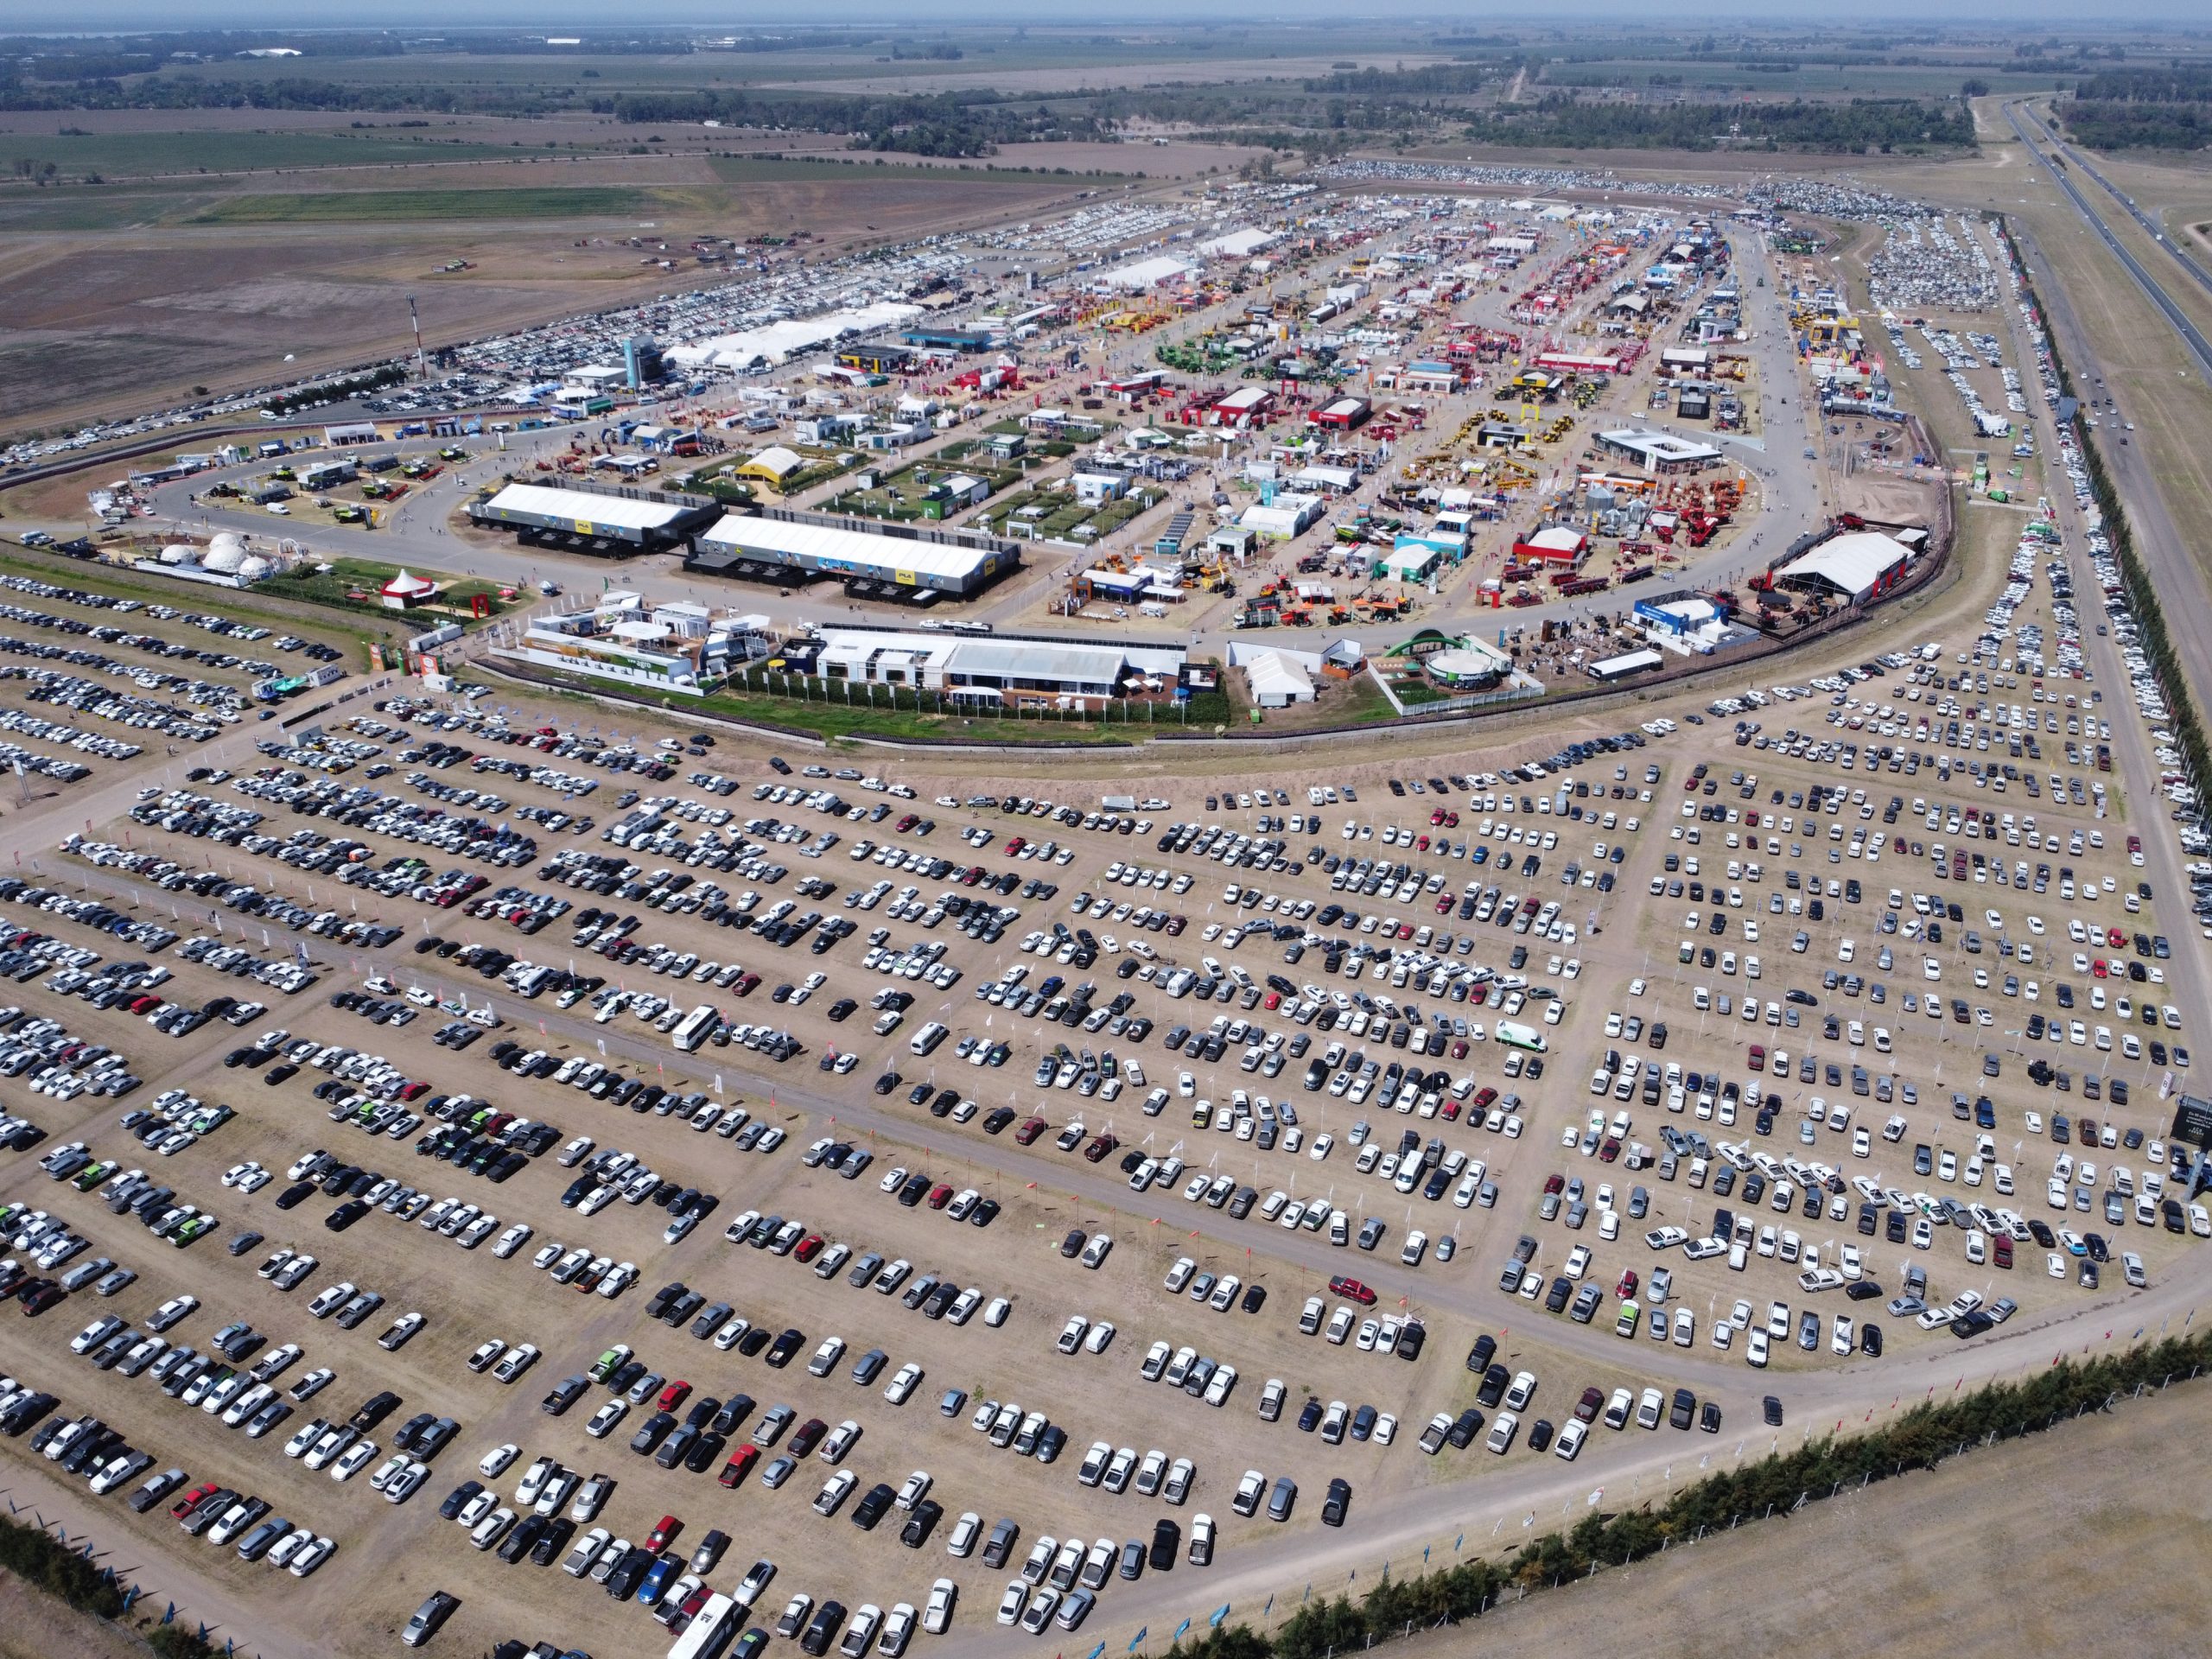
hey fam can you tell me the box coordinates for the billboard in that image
[2171,1095,2212,1152]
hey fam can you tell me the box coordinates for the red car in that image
[925,1184,955,1209]
[657,1381,692,1413]
[168,1482,219,1521]
[1004,837,1026,857]
[1747,1044,1765,1072]
[19,1282,65,1316]
[1081,1136,1118,1165]
[794,1234,825,1263]
[1616,1269,1639,1300]
[645,1514,683,1554]
[1014,1117,1049,1146]
[717,1446,760,1489]
[1329,1275,1376,1306]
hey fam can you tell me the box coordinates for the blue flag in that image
[1210,1603,1231,1628]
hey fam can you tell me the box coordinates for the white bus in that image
[671,1005,721,1053]
[1495,1020,1548,1053]
[667,1593,738,1659]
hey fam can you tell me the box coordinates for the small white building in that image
[1238,493,1324,541]
[1071,473,1128,505]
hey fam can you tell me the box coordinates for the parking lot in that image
[0,535,2200,1658]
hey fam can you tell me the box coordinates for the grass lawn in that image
[1329,673,1400,723]
[709,155,1122,185]
[259,556,518,624]
[0,190,198,231]
[3,130,515,181]
[0,542,412,661]
[501,664,1137,747]
[187,187,679,224]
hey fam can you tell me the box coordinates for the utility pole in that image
[408,296,429,382]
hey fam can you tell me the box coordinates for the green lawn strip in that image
[186,186,674,224]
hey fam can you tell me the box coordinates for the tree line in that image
[1470,95,1974,152]
[608,90,1109,157]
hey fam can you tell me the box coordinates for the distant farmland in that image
[0,129,515,179]
[188,187,677,224]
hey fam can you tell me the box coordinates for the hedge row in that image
[1158,1332,2212,1657]
[0,1512,126,1619]
[0,1514,220,1659]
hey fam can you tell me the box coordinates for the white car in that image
[925,1579,957,1636]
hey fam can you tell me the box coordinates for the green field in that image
[1535,60,2064,98]
[0,190,193,231]
[0,129,517,179]
[709,154,1123,184]
[188,185,680,223]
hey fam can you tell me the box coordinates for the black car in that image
[1320,1478,1351,1528]
[604,1551,652,1599]
[799,1600,846,1656]
[531,1516,578,1567]
[899,1499,943,1548]
[497,1514,548,1564]
[1148,1517,1179,1571]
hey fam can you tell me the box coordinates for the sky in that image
[26,2,2212,32]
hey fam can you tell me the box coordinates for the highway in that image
[2002,102,2212,380]
[2013,105,2212,315]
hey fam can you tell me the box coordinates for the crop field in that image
[186,189,683,226]
[706,156,1128,186]
[1385,1380,2209,1659]
[0,130,516,181]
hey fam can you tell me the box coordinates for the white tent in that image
[1243,652,1315,709]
